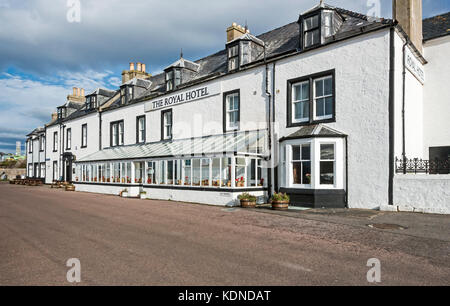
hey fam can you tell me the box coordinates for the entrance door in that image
[34,163,38,178]
[65,159,72,182]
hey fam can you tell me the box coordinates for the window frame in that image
[53,131,58,152]
[227,43,240,72]
[110,120,124,147]
[223,89,240,133]
[66,128,72,150]
[291,143,312,187]
[319,142,336,186]
[81,124,88,148]
[287,69,335,128]
[28,139,33,154]
[161,109,173,141]
[39,136,45,152]
[136,115,146,144]
[300,12,321,49]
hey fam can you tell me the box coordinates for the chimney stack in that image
[393,0,423,52]
[226,22,247,43]
[51,112,58,121]
[67,87,86,103]
[122,62,151,84]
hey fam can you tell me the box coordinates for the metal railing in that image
[395,157,450,174]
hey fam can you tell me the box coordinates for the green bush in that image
[271,192,290,202]
[238,193,257,202]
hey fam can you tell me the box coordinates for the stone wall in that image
[0,168,26,180]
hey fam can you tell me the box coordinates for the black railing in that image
[395,157,450,174]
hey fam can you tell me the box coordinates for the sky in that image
[0,0,449,153]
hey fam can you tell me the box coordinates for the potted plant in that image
[65,184,75,192]
[271,193,290,211]
[121,188,129,198]
[140,191,147,199]
[238,193,257,208]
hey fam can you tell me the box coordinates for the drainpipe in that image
[402,38,408,174]
[99,111,102,151]
[264,43,274,197]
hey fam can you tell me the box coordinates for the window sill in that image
[287,117,336,128]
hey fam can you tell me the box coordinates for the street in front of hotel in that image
[0,183,448,286]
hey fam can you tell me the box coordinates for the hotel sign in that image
[144,83,221,112]
[405,47,425,84]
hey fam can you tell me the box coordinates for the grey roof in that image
[423,12,450,41]
[77,129,267,162]
[122,77,152,88]
[164,57,201,72]
[87,88,116,97]
[27,127,45,137]
[280,124,346,141]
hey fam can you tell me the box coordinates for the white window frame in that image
[81,124,87,148]
[319,143,336,187]
[313,75,334,121]
[163,111,172,140]
[226,93,240,131]
[292,80,310,123]
[291,143,312,188]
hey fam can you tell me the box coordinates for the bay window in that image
[292,144,311,186]
[320,144,335,185]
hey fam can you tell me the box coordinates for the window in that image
[165,69,181,91]
[292,144,311,185]
[39,136,45,152]
[28,139,32,153]
[53,132,58,152]
[314,76,333,120]
[110,121,124,147]
[167,160,174,185]
[303,14,320,48]
[223,90,240,132]
[228,44,239,71]
[161,110,172,140]
[235,157,246,187]
[57,107,66,119]
[66,128,71,150]
[87,96,97,109]
[28,164,33,177]
[287,70,335,127]
[221,157,231,187]
[201,158,210,186]
[292,81,310,123]
[192,159,201,186]
[40,163,46,178]
[320,144,335,185]
[81,124,87,148]
[136,116,146,143]
[183,160,191,185]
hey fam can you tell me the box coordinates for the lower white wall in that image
[74,183,267,206]
[383,175,450,214]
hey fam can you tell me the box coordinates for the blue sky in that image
[0,0,449,153]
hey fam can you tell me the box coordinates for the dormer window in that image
[165,69,181,91]
[228,44,239,71]
[299,5,343,50]
[303,14,320,48]
[57,107,66,119]
[86,96,97,109]
[120,86,133,104]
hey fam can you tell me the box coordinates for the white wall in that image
[387,175,450,214]
[274,29,391,209]
[423,36,450,158]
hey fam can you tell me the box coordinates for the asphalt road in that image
[0,183,449,285]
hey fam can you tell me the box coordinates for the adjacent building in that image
[26,1,450,213]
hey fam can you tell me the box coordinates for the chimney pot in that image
[76,88,80,96]
[142,63,146,73]
[81,88,85,97]
[129,62,135,71]
[73,87,77,96]
[137,62,142,72]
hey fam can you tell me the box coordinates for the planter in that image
[65,185,75,192]
[240,199,256,208]
[272,201,289,211]
[140,193,147,200]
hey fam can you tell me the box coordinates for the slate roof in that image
[423,12,450,41]
[279,124,347,142]
[46,3,393,126]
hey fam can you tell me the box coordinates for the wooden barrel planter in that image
[240,199,256,208]
[271,201,289,211]
[65,185,75,192]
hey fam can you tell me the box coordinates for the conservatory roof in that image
[77,129,267,163]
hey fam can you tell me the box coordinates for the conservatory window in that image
[320,144,335,185]
[167,160,174,185]
[211,158,221,187]
[292,144,311,185]
[174,160,182,185]
[192,159,201,186]
[235,157,246,187]
[147,161,155,184]
[135,162,143,184]
[221,157,232,187]
[201,158,211,186]
[183,160,192,186]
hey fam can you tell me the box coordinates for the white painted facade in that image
[27,4,450,213]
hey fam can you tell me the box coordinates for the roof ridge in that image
[423,11,450,21]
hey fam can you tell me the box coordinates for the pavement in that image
[0,182,449,286]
